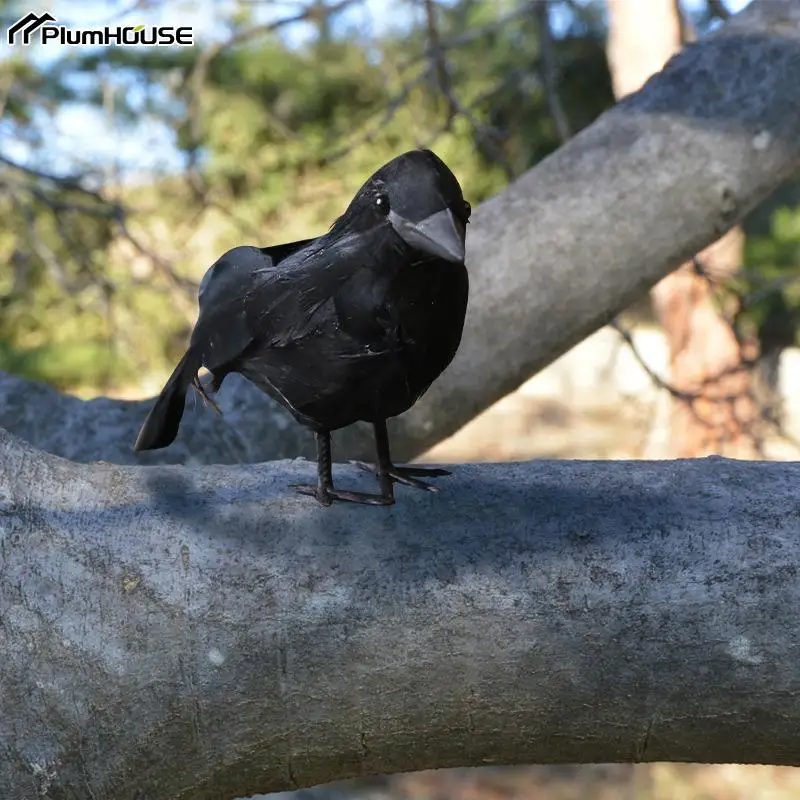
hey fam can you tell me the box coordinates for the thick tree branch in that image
[2,426,800,797]
[3,0,800,467]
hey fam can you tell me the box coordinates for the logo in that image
[6,11,194,47]
[7,11,55,45]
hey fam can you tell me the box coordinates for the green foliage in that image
[736,205,800,350]
[0,0,616,395]
[12,0,798,401]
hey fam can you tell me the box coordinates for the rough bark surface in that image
[4,0,800,466]
[3,426,800,799]
[607,0,759,459]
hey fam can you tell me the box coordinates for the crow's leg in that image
[291,430,395,507]
[353,419,451,493]
[190,374,222,414]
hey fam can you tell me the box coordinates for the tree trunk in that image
[3,425,800,798]
[606,0,761,458]
[1,1,799,467]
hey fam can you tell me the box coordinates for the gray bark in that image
[3,424,800,799]
[4,0,800,466]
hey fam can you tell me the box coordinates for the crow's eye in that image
[375,194,390,216]
[463,200,472,222]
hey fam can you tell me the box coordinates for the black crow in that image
[134,149,470,506]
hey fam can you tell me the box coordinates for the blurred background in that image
[3,0,800,796]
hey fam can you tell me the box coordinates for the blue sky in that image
[1,0,752,179]
[4,0,422,174]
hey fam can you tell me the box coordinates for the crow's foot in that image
[291,483,395,507]
[352,462,451,493]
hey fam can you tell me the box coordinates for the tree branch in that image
[3,0,800,467]
[536,0,572,141]
[422,0,458,128]
[2,425,800,797]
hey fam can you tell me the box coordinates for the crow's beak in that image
[389,207,466,263]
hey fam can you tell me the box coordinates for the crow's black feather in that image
[135,149,470,506]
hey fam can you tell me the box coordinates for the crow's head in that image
[333,149,470,264]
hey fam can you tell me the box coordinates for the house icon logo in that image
[7,11,57,45]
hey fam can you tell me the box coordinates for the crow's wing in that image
[190,229,390,372]
[250,229,395,348]
[197,239,315,312]
[191,239,314,371]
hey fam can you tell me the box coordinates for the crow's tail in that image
[134,347,203,452]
